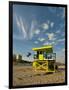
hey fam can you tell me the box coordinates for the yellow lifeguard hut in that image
[32,45,56,73]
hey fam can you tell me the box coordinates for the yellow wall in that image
[39,54,44,60]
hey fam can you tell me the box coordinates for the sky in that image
[13,4,65,63]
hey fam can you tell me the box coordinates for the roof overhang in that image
[32,45,53,51]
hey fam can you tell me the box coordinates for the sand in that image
[13,65,65,86]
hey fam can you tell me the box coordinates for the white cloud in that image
[51,41,55,44]
[47,33,55,40]
[43,41,49,45]
[50,22,54,28]
[58,38,65,42]
[34,41,38,44]
[43,41,56,46]
[34,29,40,35]
[38,38,45,42]
[42,23,49,30]
[56,30,60,34]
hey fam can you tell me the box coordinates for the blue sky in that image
[13,5,65,63]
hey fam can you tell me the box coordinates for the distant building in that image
[16,54,22,62]
[55,62,65,70]
[13,54,22,63]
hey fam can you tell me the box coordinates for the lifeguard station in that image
[32,45,56,73]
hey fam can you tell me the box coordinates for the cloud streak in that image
[15,14,27,39]
[57,38,65,42]
[29,21,35,39]
[19,17,27,39]
[15,13,39,40]
[38,37,45,42]
[15,14,20,28]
